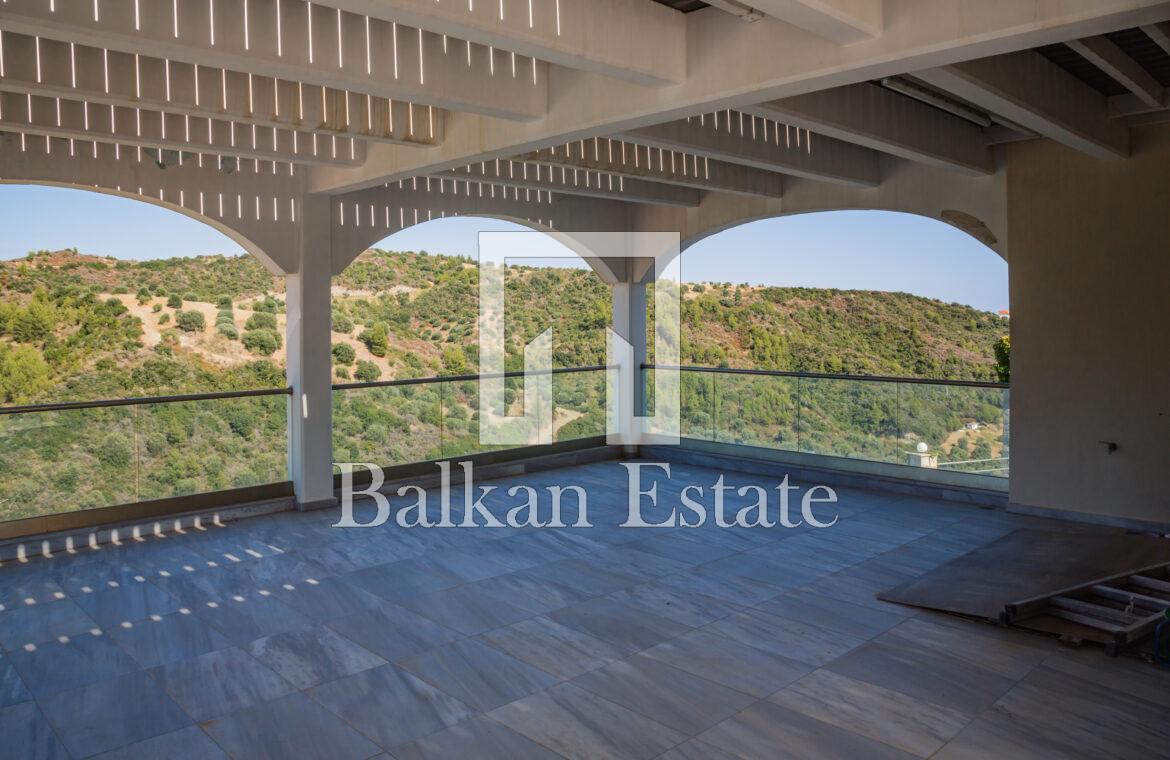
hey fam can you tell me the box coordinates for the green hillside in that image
[0,247,1010,520]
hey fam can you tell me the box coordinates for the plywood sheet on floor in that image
[878,529,1170,620]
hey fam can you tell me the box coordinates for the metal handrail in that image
[643,364,1008,389]
[0,387,293,416]
[333,364,613,391]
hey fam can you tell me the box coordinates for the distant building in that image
[998,310,1011,319]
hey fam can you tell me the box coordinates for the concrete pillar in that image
[611,274,648,452]
[286,195,337,510]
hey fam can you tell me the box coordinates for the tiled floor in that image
[1,459,1168,759]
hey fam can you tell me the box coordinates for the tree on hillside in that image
[332,343,356,365]
[0,344,50,402]
[245,312,278,331]
[242,328,281,356]
[354,361,380,382]
[176,311,206,332]
[993,335,1011,383]
[359,323,390,357]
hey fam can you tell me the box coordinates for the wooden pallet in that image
[1004,561,1170,654]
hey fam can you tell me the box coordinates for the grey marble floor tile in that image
[770,669,970,757]
[581,546,692,578]
[477,615,629,679]
[655,738,741,760]
[933,711,1100,760]
[397,583,534,636]
[657,568,785,607]
[73,581,182,628]
[1041,648,1170,710]
[40,671,191,758]
[8,630,139,697]
[344,559,466,603]
[0,653,32,706]
[90,726,228,760]
[0,699,70,759]
[274,575,385,621]
[641,629,811,698]
[424,547,519,581]
[606,582,743,628]
[989,665,1170,759]
[825,639,1015,717]
[571,654,756,735]
[755,589,906,641]
[193,594,315,645]
[697,699,917,760]
[50,561,148,597]
[398,638,557,711]
[326,602,461,662]
[625,532,741,566]
[703,606,867,667]
[390,714,559,760]
[471,569,593,614]
[0,597,99,649]
[542,557,643,595]
[307,663,475,749]
[489,682,686,760]
[105,610,232,668]
[202,692,380,760]
[548,596,692,652]
[878,616,1052,681]
[0,571,67,611]
[149,647,296,722]
[246,624,385,689]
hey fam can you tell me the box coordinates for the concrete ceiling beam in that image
[0,33,439,147]
[518,139,784,199]
[915,51,1130,160]
[748,0,881,43]
[1067,35,1166,109]
[0,0,546,121]
[325,0,685,86]
[0,91,365,166]
[619,113,880,187]
[745,82,995,175]
[435,160,702,207]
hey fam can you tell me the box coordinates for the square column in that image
[286,195,337,510]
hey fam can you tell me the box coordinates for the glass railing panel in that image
[712,372,798,449]
[333,383,442,466]
[554,370,606,442]
[0,392,288,522]
[0,406,137,521]
[899,383,1010,477]
[796,377,900,463]
[679,369,715,441]
[135,395,287,500]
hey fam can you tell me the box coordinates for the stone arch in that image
[0,134,301,273]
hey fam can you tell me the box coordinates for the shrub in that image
[359,323,389,357]
[332,313,354,334]
[245,312,278,331]
[242,328,281,356]
[218,324,239,340]
[216,295,233,309]
[166,294,183,309]
[175,310,206,332]
[151,304,162,313]
[332,343,356,365]
[354,361,381,382]
[335,366,350,380]
[158,313,171,325]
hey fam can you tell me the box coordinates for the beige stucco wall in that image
[1006,123,1170,526]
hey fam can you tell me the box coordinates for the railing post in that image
[286,195,337,511]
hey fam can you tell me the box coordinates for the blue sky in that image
[0,184,1008,311]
